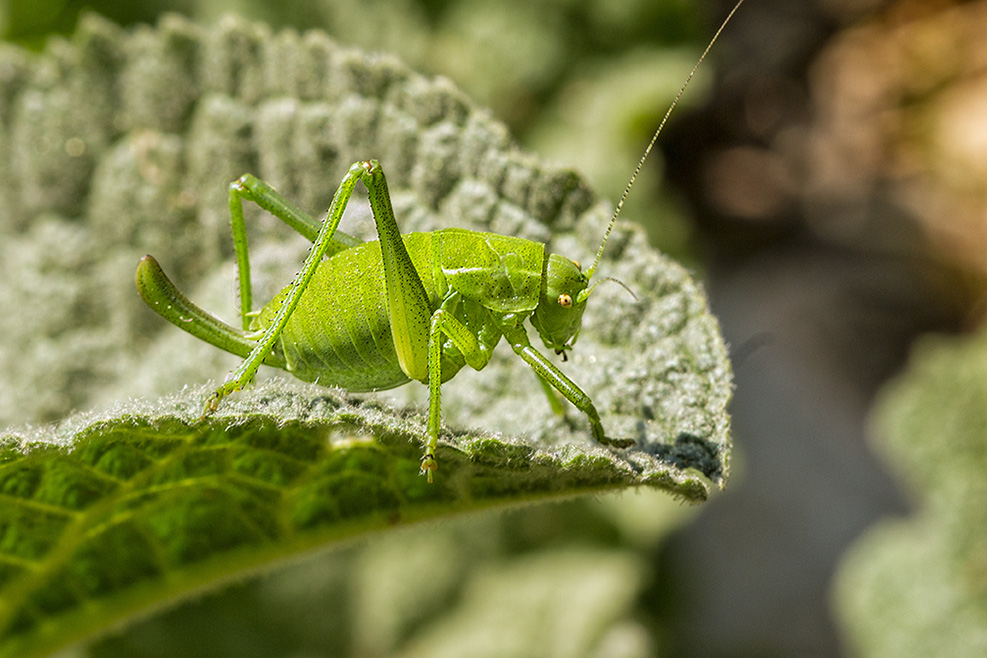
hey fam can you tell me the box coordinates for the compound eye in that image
[558,293,573,308]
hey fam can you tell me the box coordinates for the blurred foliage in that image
[836,324,987,657]
[749,4,987,649]
[805,0,987,292]
[677,0,987,322]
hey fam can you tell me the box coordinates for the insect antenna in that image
[577,276,638,305]
[584,0,745,282]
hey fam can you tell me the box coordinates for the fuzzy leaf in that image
[0,13,732,656]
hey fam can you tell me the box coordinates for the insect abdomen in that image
[271,240,412,391]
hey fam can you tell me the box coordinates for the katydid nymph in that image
[135,1,744,483]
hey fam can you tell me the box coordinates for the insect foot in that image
[420,453,438,484]
[602,436,636,450]
[201,375,251,418]
[201,389,226,418]
[202,393,218,418]
[596,429,635,450]
[200,389,228,419]
[586,407,635,449]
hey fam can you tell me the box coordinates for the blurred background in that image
[3,0,985,656]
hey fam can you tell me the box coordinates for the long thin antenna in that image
[585,0,745,280]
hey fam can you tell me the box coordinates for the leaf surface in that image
[0,14,732,656]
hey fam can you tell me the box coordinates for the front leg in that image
[500,323,635,450]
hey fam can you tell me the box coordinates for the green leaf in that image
[0,12,733,656]
[0,380,715,656]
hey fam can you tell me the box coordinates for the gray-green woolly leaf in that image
[835,328,987,658]
[0,13,732,657]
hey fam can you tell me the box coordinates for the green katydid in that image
[135,1,743,483]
